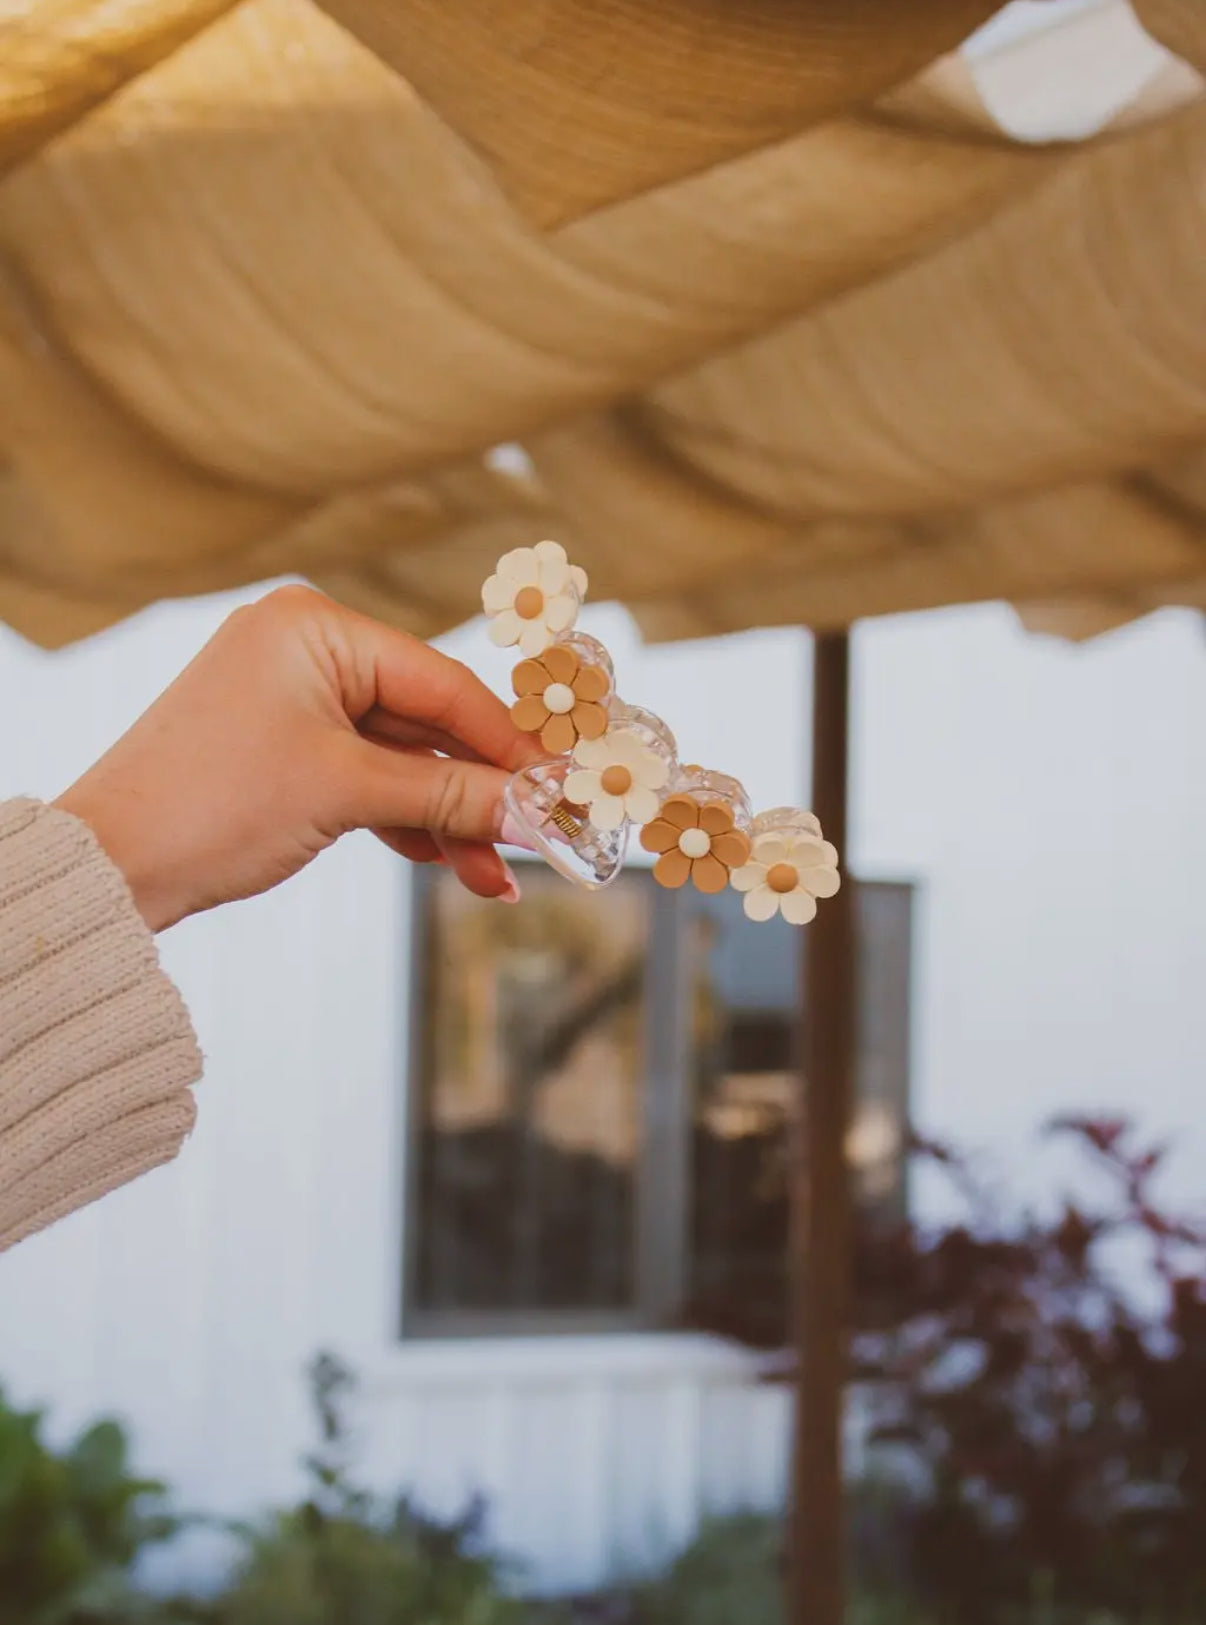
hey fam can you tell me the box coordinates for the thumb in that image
[344,735,521,846]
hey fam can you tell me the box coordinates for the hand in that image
[55,585,542,932]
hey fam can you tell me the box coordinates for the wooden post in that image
[788,630,855,1625]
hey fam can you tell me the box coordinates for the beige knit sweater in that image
[0,798,201,1252]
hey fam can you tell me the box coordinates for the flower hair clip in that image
[639,768,752,894]
[509,634,612,755]
[566,702,676,829]
[503,693,677,892]
[485,543,840,923]
[732,811,841,925]
[483,541,587,658]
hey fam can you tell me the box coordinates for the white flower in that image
[731,830,841,924]
[482,540,588,658]
[564,730,670,832]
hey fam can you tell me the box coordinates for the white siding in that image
[352,1339,791,1593]
[0,589,1203,1593]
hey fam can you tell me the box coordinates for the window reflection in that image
[683,886,911,1348]
[414,867,649,1319]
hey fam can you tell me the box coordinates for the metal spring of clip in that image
[549,802,585,839]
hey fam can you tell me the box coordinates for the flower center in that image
[543,682,576,715]
[601,765,633,797]
[678,827,712,861]
[767,862,798,895]
[514,585,545,620]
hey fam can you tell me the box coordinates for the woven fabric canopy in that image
[2,0,1205,647]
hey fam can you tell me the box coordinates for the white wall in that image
[0,588,1202,1591]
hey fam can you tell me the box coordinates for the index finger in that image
[360,619,540,775]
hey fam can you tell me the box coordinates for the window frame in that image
[400,862,914,1341]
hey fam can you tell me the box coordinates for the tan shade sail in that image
[308,0,1005,226]
[0,0,1203,648]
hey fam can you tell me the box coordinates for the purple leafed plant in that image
[853,1118,1206,1622]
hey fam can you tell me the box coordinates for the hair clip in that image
[483,541,588,658]
[731,811,841,924]
[639,767,752,894]
[503,756,629,890]
[509,633,613,755]
[502,694,676,891]
[486,543,840,923]
[567,703,677,832]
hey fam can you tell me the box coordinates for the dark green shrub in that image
[0,1387,176,1625]
[632,1516,782,1625]
[207,1506,523,1625]
[197,1354,525,1625]
[622,1512,941,1625]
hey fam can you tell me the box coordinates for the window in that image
[682,880,912,1348]
[402,862,913,1341]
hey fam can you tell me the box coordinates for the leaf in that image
[69,1419,129,1496]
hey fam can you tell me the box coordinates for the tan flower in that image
[510,644,610,755]
[640,796,751,894]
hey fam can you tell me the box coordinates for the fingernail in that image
[499,863,522,905]
[499,812,538,853]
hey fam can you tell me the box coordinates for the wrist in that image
[53,784,183,934]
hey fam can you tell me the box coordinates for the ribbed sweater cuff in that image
[0,798,201,1251]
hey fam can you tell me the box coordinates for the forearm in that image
[0,798,201,1252]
